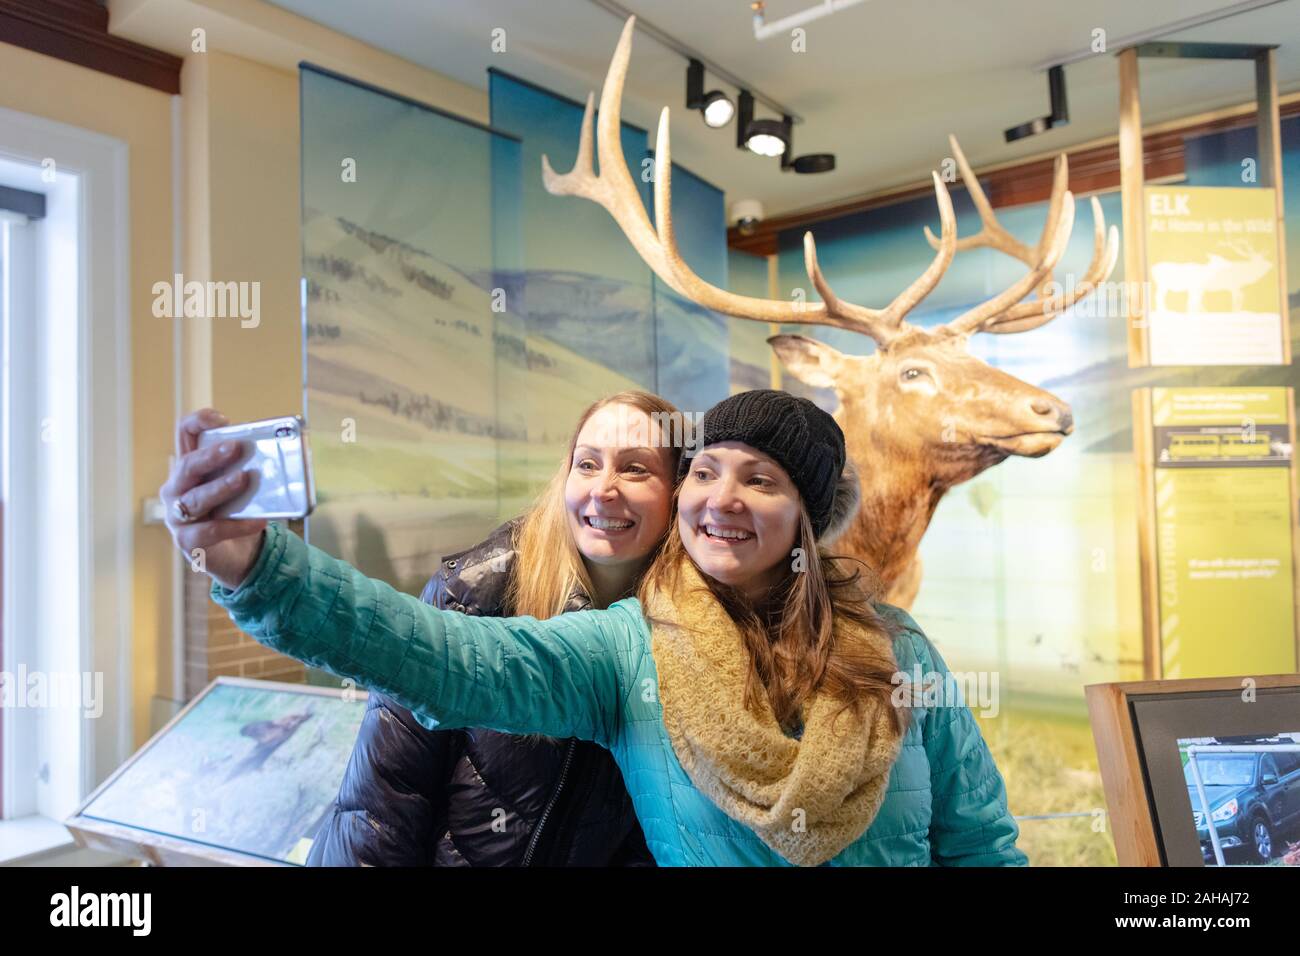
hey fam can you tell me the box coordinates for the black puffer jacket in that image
[306,519,654,866]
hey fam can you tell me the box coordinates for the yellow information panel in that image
[1145,186,1285,366]
[1146,388,1297,678]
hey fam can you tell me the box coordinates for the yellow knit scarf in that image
[643,557,904,867]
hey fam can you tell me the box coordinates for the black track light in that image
[686,59,735,128]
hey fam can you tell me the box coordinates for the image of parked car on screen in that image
[1179,733,1300,866]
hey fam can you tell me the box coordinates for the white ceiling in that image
[267,0,1300,217]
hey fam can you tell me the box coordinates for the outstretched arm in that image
[210,521,632,748]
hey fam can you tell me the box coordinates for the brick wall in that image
[183,524,306,699]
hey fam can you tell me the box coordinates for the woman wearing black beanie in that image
[163,389,1024,867]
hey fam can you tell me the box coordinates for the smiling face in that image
[677,441,802,603]
[564,402,676,570]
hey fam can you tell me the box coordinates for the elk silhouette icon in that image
[1151,238,1273,313]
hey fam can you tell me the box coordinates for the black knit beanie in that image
[678,389,847,538]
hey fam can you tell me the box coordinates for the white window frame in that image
[0,105,132,861]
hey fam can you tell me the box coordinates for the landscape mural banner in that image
[300,64,525,601]
[300,64,737,610]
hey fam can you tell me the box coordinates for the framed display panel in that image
[1119,43,1291,366]
[65,677,367,866]
[1132,386,1300,680]
[1087,673,1300,866]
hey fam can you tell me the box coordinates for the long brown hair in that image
[507,390,687,619]
[639,486,908,737]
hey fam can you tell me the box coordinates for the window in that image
[0,105,132,862]
[1260,755,1278,782]
[1272,751,1299,776]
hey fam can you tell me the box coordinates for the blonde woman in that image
[185,391,683,866]
[163,389,1025,866]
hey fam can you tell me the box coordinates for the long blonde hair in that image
[507,390,687,619]
[639,485,908,736]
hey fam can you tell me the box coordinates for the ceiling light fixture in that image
[587,0,801,122]
[737,91,787,155]
[585,2,833,175]
[686,58,735,128]
[787,153,836,174]
[737,92,834,174]
[746,120,789,157]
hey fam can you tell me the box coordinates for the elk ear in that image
[820,458,862,546]
[767,334,844,389]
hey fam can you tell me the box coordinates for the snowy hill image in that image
[468,268,730,414]
[303,208,644,593]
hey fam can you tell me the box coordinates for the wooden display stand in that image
[1087,673,1300,866]
[66,677,365,867]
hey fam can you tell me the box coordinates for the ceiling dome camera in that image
[730,199,765,236]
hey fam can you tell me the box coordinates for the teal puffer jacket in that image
[214,522,1027,867]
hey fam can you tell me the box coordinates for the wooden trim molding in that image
[730,98,1300,256]
[0,0,181,94]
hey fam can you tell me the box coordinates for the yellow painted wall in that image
[193,49,303,422]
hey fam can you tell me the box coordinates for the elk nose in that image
[1030,396,1073,433]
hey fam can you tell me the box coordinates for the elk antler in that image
[926,134,1120,336]
[542,16,957,348]
[543,16,1097,349]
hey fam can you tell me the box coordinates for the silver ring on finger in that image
[172,498,196,524]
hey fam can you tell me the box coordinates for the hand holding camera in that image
[159,409,314,590]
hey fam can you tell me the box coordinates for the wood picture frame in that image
[65,677,367,867]
[1087,673,1300,866]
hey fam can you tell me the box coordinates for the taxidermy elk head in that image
[542,16,1119,608]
